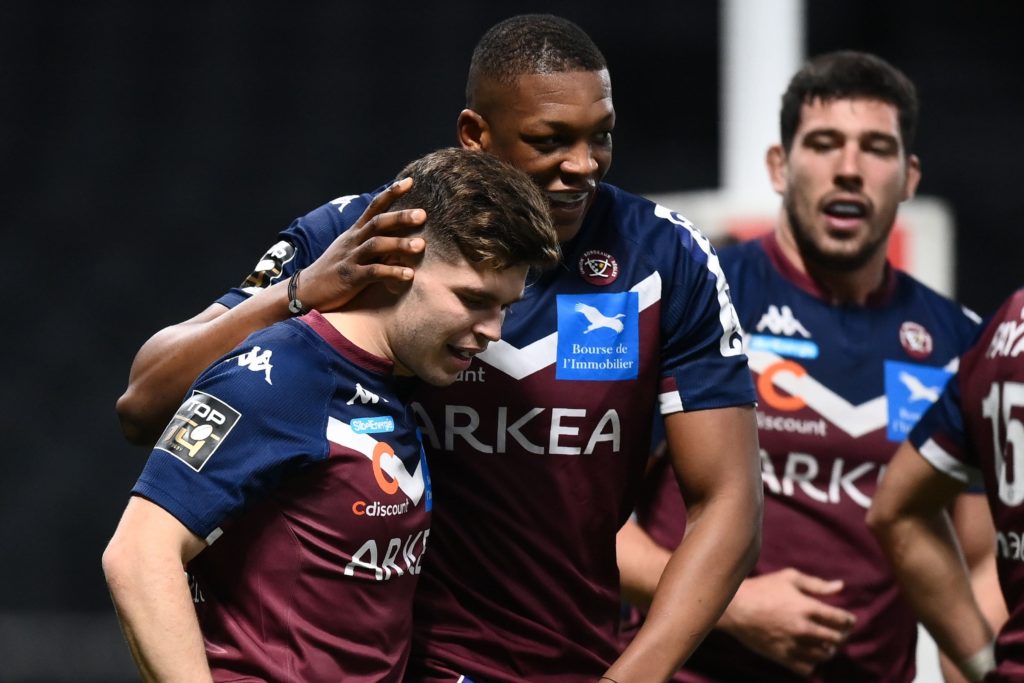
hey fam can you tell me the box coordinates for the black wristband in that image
[287,269,308,315]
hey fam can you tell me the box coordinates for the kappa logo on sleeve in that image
[884,360,953,442]
[237,346,273,384]
[155,391,242,472]
[556,292,639,381]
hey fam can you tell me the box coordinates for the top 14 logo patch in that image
[556,292,639,381]
[155,391,242,472]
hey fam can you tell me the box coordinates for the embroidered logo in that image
[347,383,389,406]
[330,194,359,213]
[899,321,933,360]
[578,250,619,286]
[237,346,274,385]
[755,305,811,338]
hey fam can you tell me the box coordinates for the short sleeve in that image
[132,322,334,539]
[215,192,377,310]
[653,205,755,414]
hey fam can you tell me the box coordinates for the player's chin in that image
[424,372,459,387]
[420,361,463,387]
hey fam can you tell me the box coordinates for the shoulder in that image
[968,287,1024,359]
[599,184,699,238]
[289,189,381,236]
[201,319,336,412]
[595,184,717,271]
[895,271,981,329]
[718,238,766,276]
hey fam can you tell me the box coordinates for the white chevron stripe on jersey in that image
[748,350,888,438]
[478,272,663,380]
[326,416,425,503]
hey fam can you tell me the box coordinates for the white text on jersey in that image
[761,450,885,507]
[343,530,429,581]
[412,403,621,455]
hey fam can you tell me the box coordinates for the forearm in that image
[875,511,992,666]
[104,547,211,680]
[117,283,291,444]
[607,491,761,681]
[942,497,1008,683]
[616,519,672,608]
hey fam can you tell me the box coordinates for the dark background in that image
[3,1,1021,679]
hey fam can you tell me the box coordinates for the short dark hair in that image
[780,51,919,152]
[391,148,561,271]
[466,14,607,108]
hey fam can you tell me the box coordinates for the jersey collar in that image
[302,310,395,375]
[761,232,897,308]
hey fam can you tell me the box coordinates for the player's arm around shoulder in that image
[102,495,210,682]
[606,405,763,682]
[116,181,425,445]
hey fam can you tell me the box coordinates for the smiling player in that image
[102,148,559,682]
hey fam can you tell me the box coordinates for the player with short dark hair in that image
[618,50,999,682]
[869,286,1024,683]
[115,14,763,682]
[102,147,559,682]
[779,50,919,156]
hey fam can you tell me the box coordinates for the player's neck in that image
[774,223,889,307]
[320,291,398,367]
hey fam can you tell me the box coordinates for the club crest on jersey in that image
[883,360,953,441]
[239,240,296,293]
[155,391,242,472]
[237,346,273,384]
[578,250,619,286]
[556,292,639,380]
[748,305,819,360]
[899,321,933,360]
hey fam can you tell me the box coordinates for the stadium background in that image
[3,1,1021,680]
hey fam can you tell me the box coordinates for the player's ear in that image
[458,109,489,151]
[902,153,922,202]
[766,144,788,196]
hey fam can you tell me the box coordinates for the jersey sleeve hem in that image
[917,437,983,488]
[132,477,223,541]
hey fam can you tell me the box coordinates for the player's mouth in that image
[545,190,590,206]
[544,189,594,237]
[447,344,481,370]
[822,198,869,232]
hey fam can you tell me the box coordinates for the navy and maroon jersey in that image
[220,182,756,681]
[911,287,1024,682]
[133,311,431,682]
[630,234,979,683]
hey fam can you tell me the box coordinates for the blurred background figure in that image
[618,49,1007,682]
